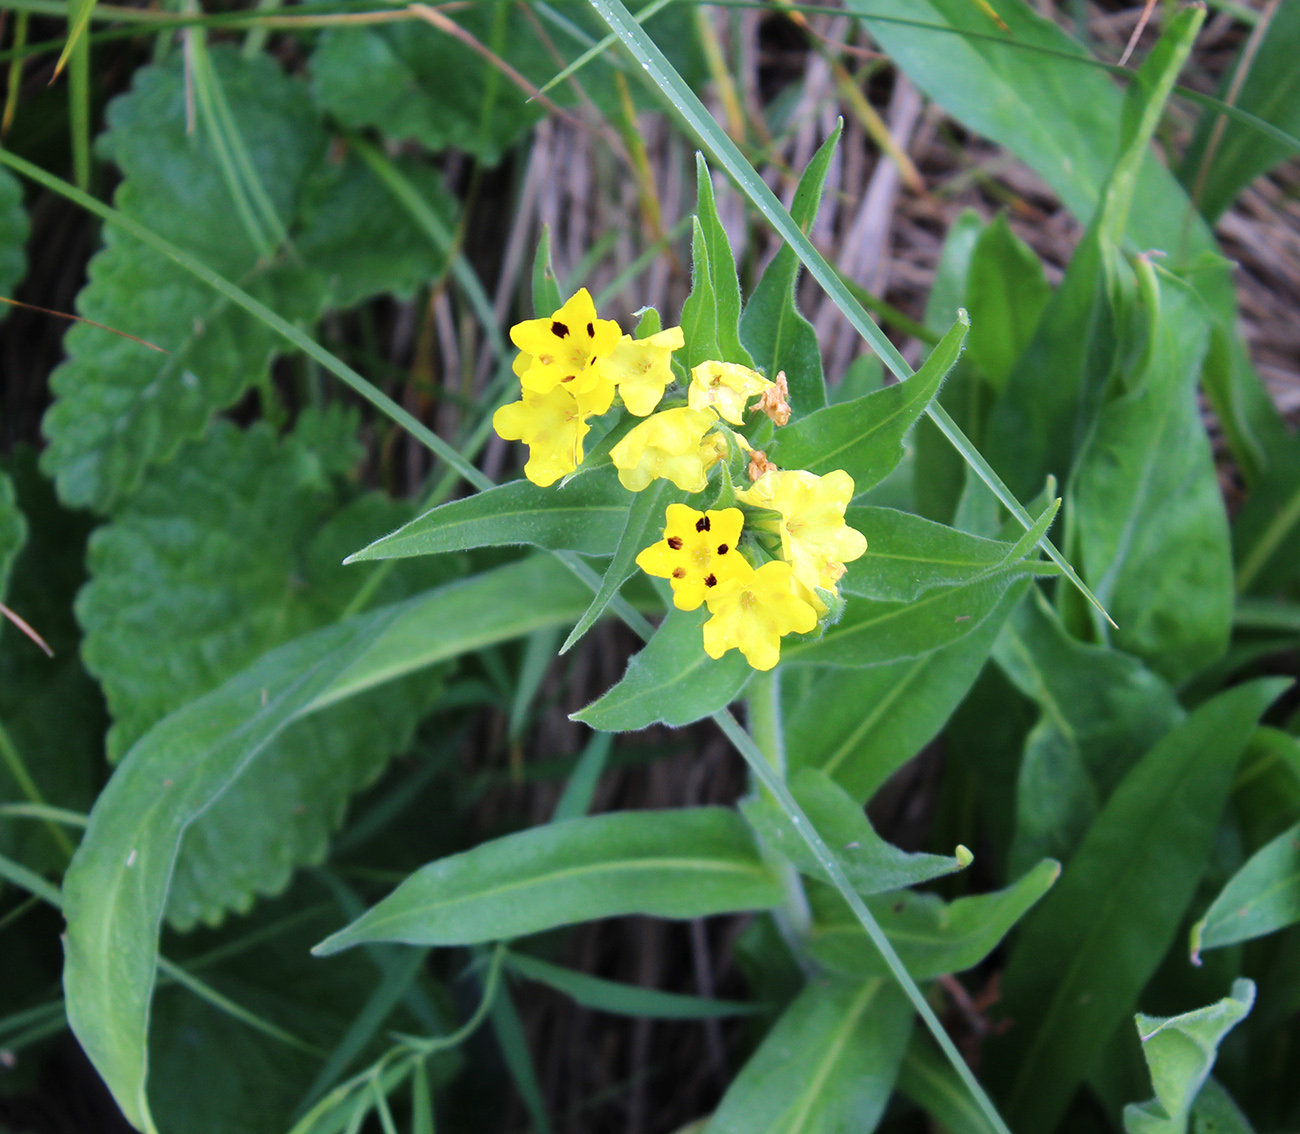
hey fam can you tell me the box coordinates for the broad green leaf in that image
[738,124,840,417]
[783,581,1025,803]
[768,312,967,495]
[898,1035,999,1134]
[680,216,721,368]
[40,49,451,514]
[561,478,684,653]
[1180,1,1300,222]
[504,950,759,1019]
[706,975,912,1134]
[994,590,1183,873]
[1068,265,1232,683]
[0,470,25,602]
[992,679,1290,1134]
[312,808,781,954]
[693,154,751,367]
[783,502,1058,668]
[0,167,28,317]
[1191,820,1300,957]
[1123,980,1255,1134]
[964,213,1051,394]
[346,467,632,563]
[742,768,970,894]
[572,609,752,731]
[62,556,594,1131]
[805,858,1059,982]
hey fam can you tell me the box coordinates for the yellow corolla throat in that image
[635,504,750,611]
[510,288,622,397]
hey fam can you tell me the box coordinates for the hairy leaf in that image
[707,975,912,1134]
[693,154,751,367]
[806,858,1059,982]
[313,808,782,953]
[992,679,1289,1134]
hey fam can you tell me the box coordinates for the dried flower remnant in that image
[687,361,773,425]
[752,371,791,426]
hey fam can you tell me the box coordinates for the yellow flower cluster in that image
[493,290,867,669]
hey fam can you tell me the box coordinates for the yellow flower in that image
[635,504,750,611]
[688,361,773,426]
[737,469,867,594]
[702,560,818,671]
[598,327,685,416]
[609,406,719,493]
[492,378,614,487]
[510,288,622,398]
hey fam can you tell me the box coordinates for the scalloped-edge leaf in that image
[312,808,782,954]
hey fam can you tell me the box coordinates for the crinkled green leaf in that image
[313,808,782,954]
[806,858,1059,982]
[742,767,970,893]
[992,679,1289,1134]
[739,124,839,417]
[1191,820,1300,957]
[1123,980,1255,1134]
[1068,266,1233,683]
[572,607,753,730]
[63,555,594,1131]
[994,590,1183,874]
[783,581,1025,804]
[707,975,913,1134]
[40,48,451,514]
[768,312,966,495]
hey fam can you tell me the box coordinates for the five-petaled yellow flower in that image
[492,379,614,487]
[609,406,720,493]
[688,361,773,425]
[738,468,867,601]
[599,327,685,416]
[703,560,818,671]
[511,288,622,397]
[635,505,750,610]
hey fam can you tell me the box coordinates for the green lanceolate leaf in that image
[0,167,29,314]
[742,767,970,894]
[61,556,594,1131]
[504,950,759,1020]
[739,123,840,417]
[707,974,913,1134]
[994,590,1183,874]
[1180,1,1300,222]
[964,213,1051,394]
[40,49,451,514]
[1123,980,1255,1134]
[783,582,1023,804]
[312,808,781,954]
[346,467,632,563]
[768,312,967,495]
[532,225,563,317]
[1191,821,1300,957]
[805,858,1059,982]
[561,478,684,653]
[784,502,1058,668]
[992,678,1290,1134]
[0,471,26,603]
[1067,264,1233,684]
[898,1035,1000,1134]
[693,153,751,368]
[571,608,753,730]
[680,215,721,368]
